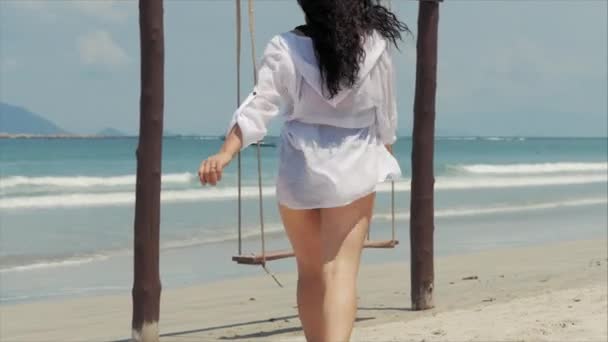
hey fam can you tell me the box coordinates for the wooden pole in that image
[132,0,164,340]
[410,0,441,310]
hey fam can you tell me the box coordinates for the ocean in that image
[0,137,606,304]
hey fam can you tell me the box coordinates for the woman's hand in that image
[198,152,232,186]
[199,125,243,186]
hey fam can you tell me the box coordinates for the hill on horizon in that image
[0,102,69,135]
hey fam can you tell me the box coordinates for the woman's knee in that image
[321,258,358,283]
[298,258,355,284]
[296,257,323,280]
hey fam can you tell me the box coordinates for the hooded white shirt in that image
[227,30,401,209]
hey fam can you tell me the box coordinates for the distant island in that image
[0,102,69,136]
[0,102,193,138]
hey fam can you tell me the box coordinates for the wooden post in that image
[132,0,164,341]
[410,0,441,310]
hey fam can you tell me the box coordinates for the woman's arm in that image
[377,49,398,146]
[198,125,243,186]
[220,125,244,158]
[199,36,291,186]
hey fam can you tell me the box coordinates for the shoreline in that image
[1,213,605,305]
[1,238,605,341]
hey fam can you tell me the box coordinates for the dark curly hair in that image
[296,0,409,98]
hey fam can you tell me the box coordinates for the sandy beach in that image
[346,285,606,342]
[1,238,606,342]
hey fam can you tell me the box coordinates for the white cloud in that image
[79,30,129,68]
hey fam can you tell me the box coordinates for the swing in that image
[231,0,398,266]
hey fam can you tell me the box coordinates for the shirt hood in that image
[281,30,388,107]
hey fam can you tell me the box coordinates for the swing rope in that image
[236,0,282,287]
[387,0,397,245]
[235,0,243,256]
[247,0,268,268]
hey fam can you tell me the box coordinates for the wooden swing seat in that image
[232,239,399,265]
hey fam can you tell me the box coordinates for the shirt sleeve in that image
[376,48,398,145]
[226,36,293,150]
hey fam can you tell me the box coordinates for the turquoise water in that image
[0,137,606,303]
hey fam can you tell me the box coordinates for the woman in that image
[199,1,408,340]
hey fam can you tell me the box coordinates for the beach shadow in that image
[109,315,299,342]
[358,306,414,312]
[110,315,377,341]
[218,326,302,340]
[218,316,375,340]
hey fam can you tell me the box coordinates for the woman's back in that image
[230,29,398,149]
[280,30,396,132]
[223,29,401,209]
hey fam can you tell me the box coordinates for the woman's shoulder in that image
[265,31,299,49]
[275,28,312,46]
[259,34,290,57]
[260,31,313,63]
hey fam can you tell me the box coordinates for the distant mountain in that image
[96,127,127,137]
[0,102,68,135]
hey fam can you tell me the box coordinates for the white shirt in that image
[227,30,401,209]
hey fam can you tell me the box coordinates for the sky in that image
[0,0,606,137]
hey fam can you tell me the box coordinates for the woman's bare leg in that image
[320,193,375,342]
[279,205,324,341]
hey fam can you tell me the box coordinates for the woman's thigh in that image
[278,204,322,274]
[320,193,376,267]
